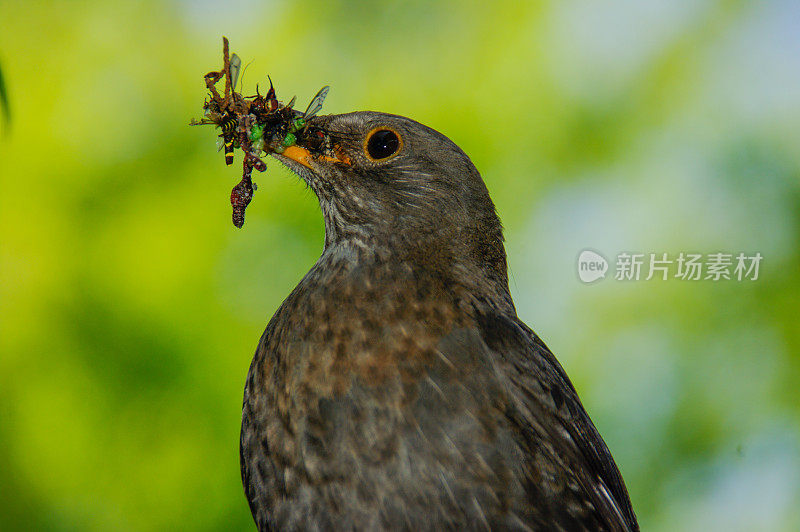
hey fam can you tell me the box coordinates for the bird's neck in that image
[314,225,516,316]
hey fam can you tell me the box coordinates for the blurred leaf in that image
[0,59,9,128]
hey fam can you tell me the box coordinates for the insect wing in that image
[229,53,242,91]
[303,85,329,119]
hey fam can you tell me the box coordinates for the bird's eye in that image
[365,128,402,161]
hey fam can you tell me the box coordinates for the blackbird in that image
[240,112,639,531]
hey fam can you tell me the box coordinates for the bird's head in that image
[273,111,511,306]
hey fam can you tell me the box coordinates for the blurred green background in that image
[1,0,798,530]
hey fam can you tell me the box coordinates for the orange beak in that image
[281,145,350,169]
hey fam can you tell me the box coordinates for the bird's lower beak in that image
[281,145,350,169]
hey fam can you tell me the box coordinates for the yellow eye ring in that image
[364,127,403,161]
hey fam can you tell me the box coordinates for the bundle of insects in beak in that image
[191,37,330,228]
